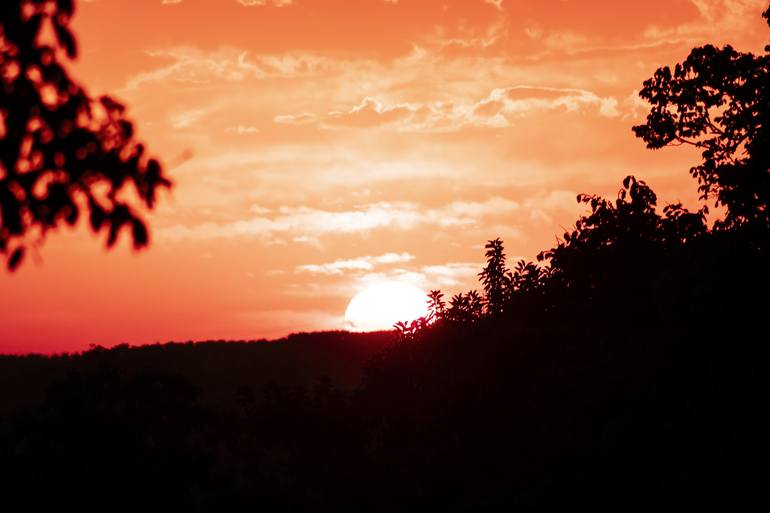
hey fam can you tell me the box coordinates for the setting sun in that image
[344,281,429,332]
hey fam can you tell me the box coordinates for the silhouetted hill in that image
[0,330,394,414]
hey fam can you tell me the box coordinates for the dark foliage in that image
[632,10,770,231]
[1,3,770,512]
[478,237,510,315]
[0,331,394,414]
[0,0,170,271]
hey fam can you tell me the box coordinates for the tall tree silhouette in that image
[633,5,770,231]
[478,238,511,316]
[0,0,170,271]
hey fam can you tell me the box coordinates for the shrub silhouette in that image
[0,0,170,271]
[426,289,446,319]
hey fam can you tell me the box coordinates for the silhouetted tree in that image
[465,290,484,321]
[394,318,421,341]
[427,289,446,320]
[0,0,170,270]
[510,259,545,295]
[443,290,484,324]
[479,238,512,315]
[633,5,770,231]
[446,292,469,323]
[538,175,707,291]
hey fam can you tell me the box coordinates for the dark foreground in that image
[0,236,768,512]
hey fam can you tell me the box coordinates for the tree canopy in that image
[0,0,169,271]
[633,7,770,231]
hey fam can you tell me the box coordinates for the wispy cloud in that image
[273,113,317,125]
[225,125,260,135]
[421,262,483,287]
[122,48,335,90]
[277,85,621,133]
[296,252,416,275]
[159,197,523,242]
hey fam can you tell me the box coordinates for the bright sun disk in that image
[344,281,429,332]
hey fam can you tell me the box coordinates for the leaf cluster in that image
[0,1,170,270]
[632,23,770,230]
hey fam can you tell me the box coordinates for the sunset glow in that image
[1,0,769,353]
[345,281,429,332]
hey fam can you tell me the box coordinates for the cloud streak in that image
[159,197,523,242]
[296,253,416,275]
[123,48,337,90]
[275,85,621,133]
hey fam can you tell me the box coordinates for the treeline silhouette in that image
[1,3,770,512]
[0,331,394,414]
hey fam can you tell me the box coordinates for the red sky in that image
[1,0,768,353]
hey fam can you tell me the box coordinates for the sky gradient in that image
[2,0,769,353]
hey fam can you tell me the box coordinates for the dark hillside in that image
[0,330,394,414]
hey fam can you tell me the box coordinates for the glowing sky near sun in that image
[1,0,769,352]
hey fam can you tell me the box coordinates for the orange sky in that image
[2,0,768,353]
